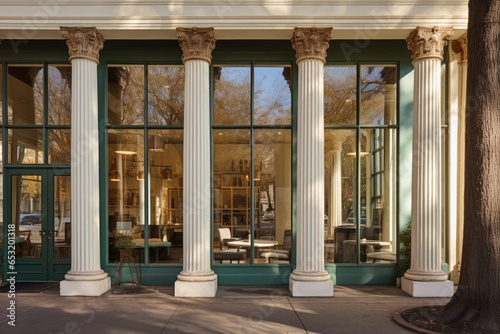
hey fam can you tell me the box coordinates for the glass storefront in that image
[0,40,420,285]
[212,65,292,265]
[107,65,185,264]
[324,65,398,265]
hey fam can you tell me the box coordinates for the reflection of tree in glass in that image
[325,66,392,125]
[254,67,291,125]
[47,66,71,163]
[148,66,184,125]
[213,67,251,125]
[22,177,41,203]
[107,66,144,125]
[324,66,356,125]
[120,67,144,125]
[360,66,387,125]
[48,66,71,125]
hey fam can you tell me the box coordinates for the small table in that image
[342,239,392,263]
[227,239,279,259]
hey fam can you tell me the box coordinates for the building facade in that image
[0,1,468,297]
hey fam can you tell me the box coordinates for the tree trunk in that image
[436,1,500,330]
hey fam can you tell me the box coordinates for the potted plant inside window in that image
[112,233,140,292]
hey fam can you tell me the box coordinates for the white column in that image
[60,27,110,296]
[448,33,467,283]
[402,26,454,297]
[328,142,342,234]
[290,27,333,297]
[175,28,217,297]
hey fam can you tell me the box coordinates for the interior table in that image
[226,239,279,260]
[342,239,391,263]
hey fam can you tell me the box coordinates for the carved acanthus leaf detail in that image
[406,26,454,62]
[60,27,105,63]
[176,27,216,63]
[291,27,333,63]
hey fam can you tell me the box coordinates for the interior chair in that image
[215,228,246,263]
[260,229,291,263]
[218,227,240,250]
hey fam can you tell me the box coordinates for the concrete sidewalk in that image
[0,284,451,333]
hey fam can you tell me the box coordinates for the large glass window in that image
[6,64,71,164]
[325,65,398,265]
[212,65,292,265]
[107,65,184,264]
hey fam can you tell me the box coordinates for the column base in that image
[175,278,218,297]
[289,272,334,297]
[60,276,111,296]
[175,272,218,297]
[401,277,454,297]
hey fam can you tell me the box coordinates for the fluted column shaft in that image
[329,146,342,232]
[405,26,453,282]
[70,59,102,275]
[295,58,326,272]
[175,28,217,297]
[289,27,333,296]
[181,59,212,274]
[60,27,110,296]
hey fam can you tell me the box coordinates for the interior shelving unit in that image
[213,172,255,239]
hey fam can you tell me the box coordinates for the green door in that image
[4,169,71,281]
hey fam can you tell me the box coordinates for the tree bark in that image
[435,1,500,330]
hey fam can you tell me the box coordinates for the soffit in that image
[0,0,468,40]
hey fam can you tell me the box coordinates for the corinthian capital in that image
[406,26,454,63]
[60,27,104,63]
[291,27,332,63]
[176,27,216,63]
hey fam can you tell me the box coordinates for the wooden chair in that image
[216,228,245,263]
[261,230,291,263]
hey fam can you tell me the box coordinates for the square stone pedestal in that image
[401,277,454,297]
[60,277,111,296]
[175,278,218,297]
[289,278,334,297]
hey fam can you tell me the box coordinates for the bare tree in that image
[433,1,500,331]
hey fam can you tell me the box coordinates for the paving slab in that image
[0,283,452,334]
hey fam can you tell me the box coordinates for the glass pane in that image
[107,66,144,125]
[327,129,397,264]
[213,66,251,125]
[48,129,71,164]
[108,129,144,263]
[254,129,292,264]
[148,65,184,125]
[324,66,357,126]
[48,65,71,125]
[148,129,183,263]
[54,176,71,258]
[254,66,292,125]
[213,129,250,264]
[12,175,42,258]
[324,129,355,263]
[8,65,44,125]
[8,128,43,164]
[360,65,397,125]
